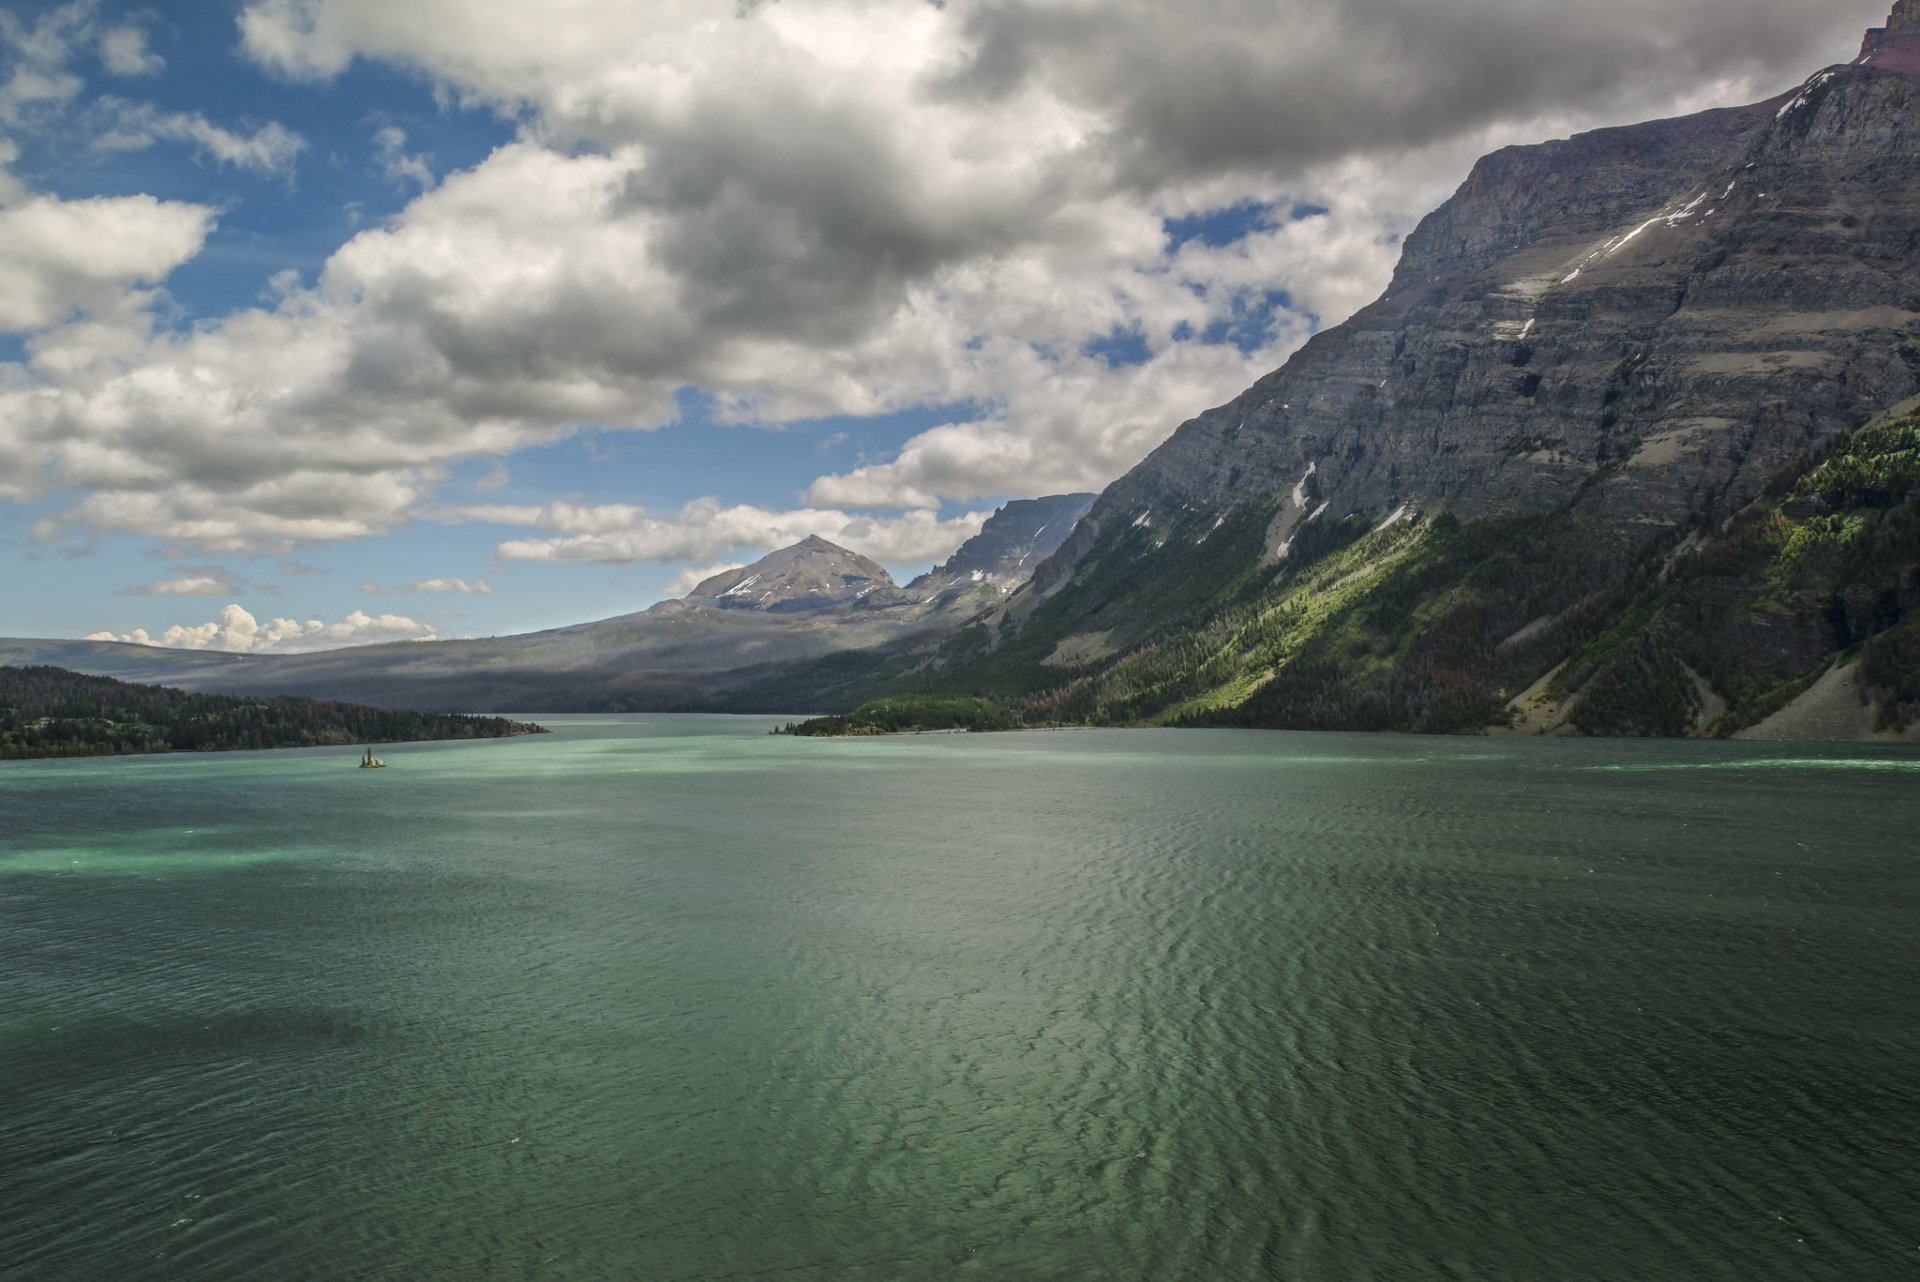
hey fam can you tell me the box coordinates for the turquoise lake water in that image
[2,716,1917,1279]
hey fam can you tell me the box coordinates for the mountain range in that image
[0,494,1094,713]
[13,8,1920,741]
[726,6,1920,742]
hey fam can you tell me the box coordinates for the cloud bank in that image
[3,0,1890,569]
[402,576,490,594]
[87,602,437,652]
[468,497,993,567]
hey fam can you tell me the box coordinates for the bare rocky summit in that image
[675,535,905,614]
[1858,0,1920,75]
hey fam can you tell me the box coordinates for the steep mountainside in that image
[749,11,1920,740]
[906,494,1097,599]
[1079,61,1920,552]
[0,496,1091,712]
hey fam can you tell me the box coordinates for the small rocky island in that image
[0,665,546,761]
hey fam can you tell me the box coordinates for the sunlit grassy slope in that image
[746,409,1920,738]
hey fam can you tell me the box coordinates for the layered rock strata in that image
[1035,35,1920,589]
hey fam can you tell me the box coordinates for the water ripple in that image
[2,716,1915,1278]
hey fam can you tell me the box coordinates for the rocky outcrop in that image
[1040,27,1920,588]
[914,10,1920,739]
[907,493,1095,601]
[1857,0,1920,75]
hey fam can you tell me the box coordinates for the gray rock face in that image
[907,493,1096,599]
[1064,27,1920,572]
[1859,1,1920,75]
[680,534,904,613]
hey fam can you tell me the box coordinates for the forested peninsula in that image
[0,666,546,761]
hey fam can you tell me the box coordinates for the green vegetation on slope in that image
[978,505,1635,734]
[0,665,547,760]
[765,497,1639,735]
[1556,412,1920,735]
[773,410,1920,740]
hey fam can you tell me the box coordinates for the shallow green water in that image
[3,717,1917,1279]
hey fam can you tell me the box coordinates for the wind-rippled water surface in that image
[3,717,1917,1280]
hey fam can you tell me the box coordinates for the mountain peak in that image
[1857,3,1920,72]
[906,494,1098,598]
[684,536,899,613]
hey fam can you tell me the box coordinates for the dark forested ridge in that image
[0,666,547,760]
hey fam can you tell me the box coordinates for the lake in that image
[3,716,1916,1279]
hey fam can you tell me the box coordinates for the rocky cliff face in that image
[1857,0,1920,75]
[907,493,1095,600]
[849,9,1920,739]
[1072,59,1920,563]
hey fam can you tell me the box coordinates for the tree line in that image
[0,665,547,760]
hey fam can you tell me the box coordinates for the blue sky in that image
[0,0,1877,651]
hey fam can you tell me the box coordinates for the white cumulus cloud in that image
[401,576,490,593]
[661,561,745,597]
[89,602,437,653]
[120,567,243,596]
[372,124,433,189]
[0,2,90,125]
[0,190,213,331]
[6,0,1891,555]
[483,497,991,567]
[96,101,306,178]
[97,24,161,77]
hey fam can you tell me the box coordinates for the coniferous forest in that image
[0,666,546,760]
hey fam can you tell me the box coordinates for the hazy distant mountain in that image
[0,496,1093,712]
